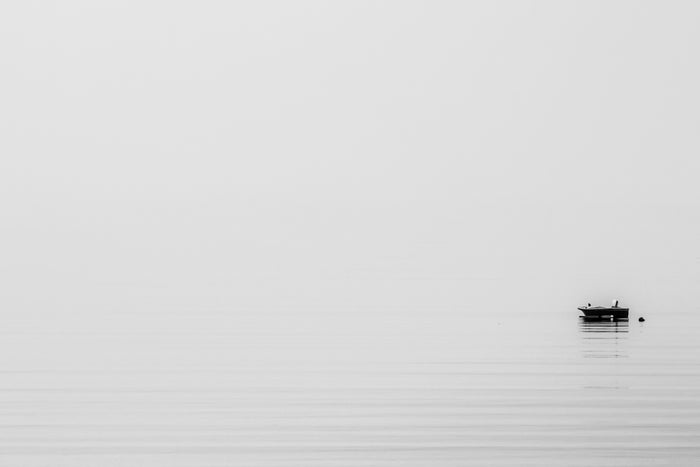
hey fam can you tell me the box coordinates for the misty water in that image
[2,304,700,466]
[4,0,700,465]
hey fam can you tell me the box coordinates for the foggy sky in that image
[2,1,699,315]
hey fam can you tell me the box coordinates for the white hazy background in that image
[1,2,700,466]
[2,0,699,315]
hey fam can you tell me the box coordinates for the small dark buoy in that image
[639,317,645,322]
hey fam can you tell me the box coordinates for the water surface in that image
[1,308,699,466]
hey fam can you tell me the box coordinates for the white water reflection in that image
[1,309,700,466]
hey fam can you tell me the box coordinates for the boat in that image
[578,300,629,320]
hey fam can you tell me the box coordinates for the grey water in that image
[2,304,700,466]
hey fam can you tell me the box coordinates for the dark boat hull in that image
[578,307,629,319]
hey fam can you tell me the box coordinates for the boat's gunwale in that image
[577,306,629,313]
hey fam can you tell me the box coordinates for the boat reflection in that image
[579,318,629,332]
[579,318,628,358]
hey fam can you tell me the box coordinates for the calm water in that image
[1,307,700,466]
